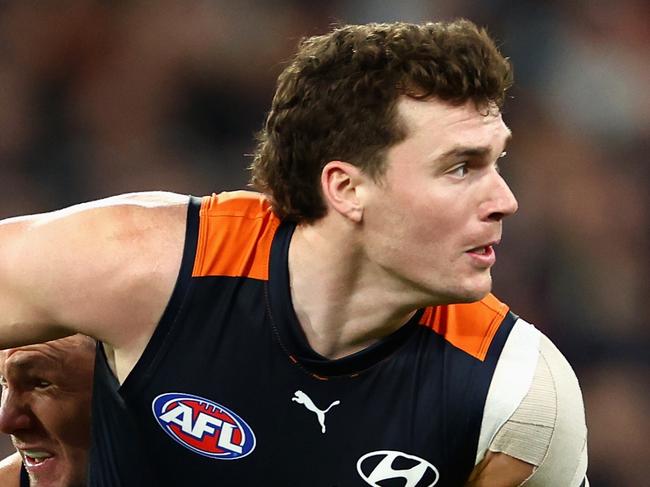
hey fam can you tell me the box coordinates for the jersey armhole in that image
[118,196,202,395]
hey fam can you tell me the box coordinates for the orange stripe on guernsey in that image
[419,294,509,361]
[192,191,280,280]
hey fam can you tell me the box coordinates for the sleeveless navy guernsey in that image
[88,191,517,486]
[20,463,28,487]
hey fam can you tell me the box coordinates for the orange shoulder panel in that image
[191,191,280,280]
[419,294,509,361]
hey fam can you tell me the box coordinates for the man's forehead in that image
[1,337,90,370]
[394,96,511,159]
[397,96,505,131]
[2,346,65,371]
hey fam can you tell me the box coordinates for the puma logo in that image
[291,390,340,434]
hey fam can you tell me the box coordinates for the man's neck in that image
[288,221,422,359]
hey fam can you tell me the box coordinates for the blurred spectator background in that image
[0,1,647,485]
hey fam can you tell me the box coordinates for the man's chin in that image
[446,278,492,304]
[451,291,489,304]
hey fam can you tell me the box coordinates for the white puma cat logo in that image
[291,390,340,434]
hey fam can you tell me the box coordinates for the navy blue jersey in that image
[88,191,518,486]
[20,463,28,487]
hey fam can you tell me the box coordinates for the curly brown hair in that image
[250,19,513,223]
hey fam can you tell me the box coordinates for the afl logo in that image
[152,392,256,460]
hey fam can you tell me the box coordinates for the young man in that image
[0,335,95,487]
[0,20,588,486]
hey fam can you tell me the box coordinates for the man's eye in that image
[33,380,52,390]
[449,163,469,177]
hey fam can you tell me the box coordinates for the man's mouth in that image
[467,240,498,254]
[466,241,498,266]
[468,245,491,255]
[21,450,54,467]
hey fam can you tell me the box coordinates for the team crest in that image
[152,392,256,460]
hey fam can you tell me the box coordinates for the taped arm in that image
[487,334,589,486]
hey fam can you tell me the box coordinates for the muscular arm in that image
[0,192,189,379]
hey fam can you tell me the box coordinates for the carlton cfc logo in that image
[152,392,256,460]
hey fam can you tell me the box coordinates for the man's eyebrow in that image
[439,146,491,159]
[439,132,513,159]
[6,354,51,373]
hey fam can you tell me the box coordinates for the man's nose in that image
[0,391,32,435]
[481,172,519,222]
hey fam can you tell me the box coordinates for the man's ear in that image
[320,161,365,223]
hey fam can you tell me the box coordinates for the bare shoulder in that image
[89,190,190,214]
[0,191,191,352]
[32,190,190,227]
[76,191,191,256]
[1,191,189,255]
[0,452,22,487]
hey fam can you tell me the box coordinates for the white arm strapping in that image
[512,334,588,486]
[475,319,588,486]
